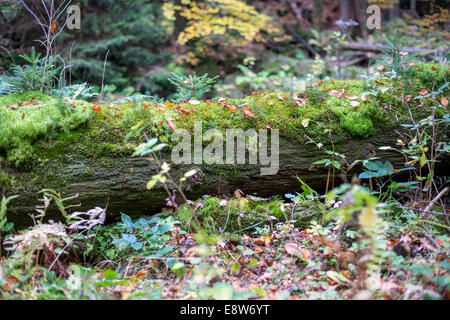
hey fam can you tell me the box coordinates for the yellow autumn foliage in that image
[164,0,278,52]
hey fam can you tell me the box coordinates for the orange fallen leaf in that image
[92,104,102,113]
[312,80,324,87]
[346,94,358,100]
[165,100,174,109]
[135,269,148,279]
[225,104,237,113]
[242,107,255,118]
[300,248,312,262]
[377,65,386,73]
[50,22,56,33]
[167,119,176,131]
[176,106,197,115]
[419,89,429,96]
[22,113,26,120]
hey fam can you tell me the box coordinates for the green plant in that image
[1,48,61,94]
[168,72,219,100]
[0,195,18,255]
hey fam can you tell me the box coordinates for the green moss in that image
[0,170,14,191]
[409,63,449,90]
[0,92,92,167]
[2,65,446,170]
[177,196,323,233]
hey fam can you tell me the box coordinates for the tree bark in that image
[4,127,449,228]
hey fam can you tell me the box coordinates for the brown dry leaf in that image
[225,104,237,113]
[405,95,412,103]
[419,89,429,96]
[441,97,448,107]
[346,94,358,100]
[284,243,301,256]
[253,237,265,246]
[295,99,308,107]
[300,248,312,262]
[377,65,386,73]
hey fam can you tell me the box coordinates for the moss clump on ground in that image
[177,196,324,233]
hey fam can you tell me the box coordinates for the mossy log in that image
[4,129,448,228]
[2,66,449,227]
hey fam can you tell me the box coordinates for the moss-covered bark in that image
[1,67,448,227]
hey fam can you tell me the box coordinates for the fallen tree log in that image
[1,73,449,228]
[3,131,449,228]
[339,42,448,55]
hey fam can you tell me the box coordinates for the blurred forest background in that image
[0,0,448,99]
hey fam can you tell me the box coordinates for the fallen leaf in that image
[165,100,174,109]
[50,22,56,33]
[167,119,176,131]
[284,243,301,255]
[92,104,102,113]
[327,271,351,286]
[242,108,255,118]
[441,97,448,107]
[350,101,360,107]
[346,94,358,100]
[312,81,324,87]
[224,104,237,112]
[419,89,429,96]
[377,65,386,73]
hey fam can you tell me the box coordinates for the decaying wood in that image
[4,126,449,228]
